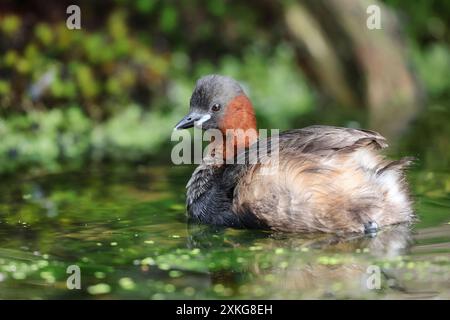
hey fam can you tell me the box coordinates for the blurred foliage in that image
[0,0,449,174]
[384,0,449,44]
[381,0,450,171]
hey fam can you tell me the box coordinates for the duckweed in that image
[87,283,111,295]
[0,167,448,299]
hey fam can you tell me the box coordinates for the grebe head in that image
[174,75,257,133]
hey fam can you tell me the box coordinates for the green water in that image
[0,164,449,299]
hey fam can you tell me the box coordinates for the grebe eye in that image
[211,103,221,112]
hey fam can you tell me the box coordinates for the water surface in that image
[0,165,449,299]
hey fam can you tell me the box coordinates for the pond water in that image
[0,163,449,299]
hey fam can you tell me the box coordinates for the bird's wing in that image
[278,125,388,155]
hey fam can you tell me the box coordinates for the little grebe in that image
[175,75,414,234]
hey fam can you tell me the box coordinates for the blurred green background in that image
[0,0,449,175]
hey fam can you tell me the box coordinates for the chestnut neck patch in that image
[214,95,258,160]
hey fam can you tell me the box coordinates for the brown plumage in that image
[175,75,415,234]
